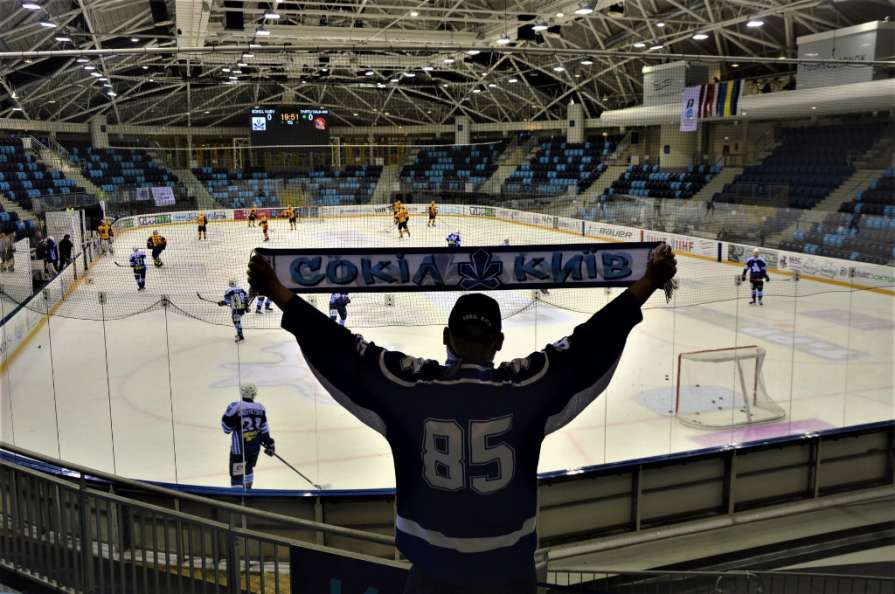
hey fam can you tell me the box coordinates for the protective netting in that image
[2,203,891,329]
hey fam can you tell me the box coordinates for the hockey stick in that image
[196,292,221,305]
[113,261,127,268]
[272,453,327,490]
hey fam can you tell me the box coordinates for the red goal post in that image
[675,345,786,429]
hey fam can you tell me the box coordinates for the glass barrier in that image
[0,200,891,494]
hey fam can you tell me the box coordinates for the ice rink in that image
[1,213,893,490]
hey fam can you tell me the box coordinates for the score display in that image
[249,107,331,146]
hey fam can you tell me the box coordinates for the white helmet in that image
[228,279,237,288]
[240,384,257,401]
[752,248,760,256]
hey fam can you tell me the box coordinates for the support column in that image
[567,102,585,144]
[659,124,697,168]
[454,116,470,145]
[89,115,109,148]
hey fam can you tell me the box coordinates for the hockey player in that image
[396,206,410,239]
[446,231,461,248]
[246,244,677,593]
[260,215,270,242]
[248,206,258,227]
[221,383,275,489]
[255,294,274,314]
[285,206,297,230]
[219,279,251,342]
[329,292,350,326]
[146,231,167,267]
[197,212,208,240]
[130,247,147,291]
[427,201,438,228]
[742,248,770,305]
[98,220,114,255]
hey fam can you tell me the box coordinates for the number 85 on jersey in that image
[421,416,515,495]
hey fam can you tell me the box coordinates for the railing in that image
[543,568,895,593]
[0,448,403,593]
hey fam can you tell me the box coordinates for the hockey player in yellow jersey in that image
[97,220,114,254]
[260,215,270,242]
[396,206,410,239]
[427,201,438,228]
[197,212,208,240]
[285,206,297,230]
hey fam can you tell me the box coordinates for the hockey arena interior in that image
[0,0,893,592]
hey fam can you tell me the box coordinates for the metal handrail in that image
[0,441,395,547]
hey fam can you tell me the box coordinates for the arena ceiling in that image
[0,0,890,130]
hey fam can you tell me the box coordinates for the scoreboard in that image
[249,106,331,146]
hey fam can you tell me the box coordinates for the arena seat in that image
[713,123,881,209]
[0,137,85,225]
[66,143,182,197]
[784,168,895,264]
[300,165,382,206]
[602,163,720,201]
[192,166,282,208]
[401,142,505,192]
[502,136,615,197]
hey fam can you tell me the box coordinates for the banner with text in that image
[257,242,660,293]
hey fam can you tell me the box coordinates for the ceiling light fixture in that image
[365,70,374,76]
[552,65,565,71]
[11,107,23,111]
[443,57,455,64]
[90,72,102,77]
[103,83,112,87]
[98,76,107,81]
[656,22,665,27]
[255,26,270,36]
[130,37,139,42]
[508,77,518,83]
[466,49,480,55]
[404,72,415,78]
[556,11,564,17]
[264,12,280,19]
[353,113,358,116]
[633,41,646,48]
[746,18,764,28]
[237,62,248,67]
[496,34,511,45]
[574,3,593,15]
[390,78,399,83]
[83,65,95,70]
[54,36,71,42]
[22,2,41,9]
[222,67,231,72]
[38,20,56,28]
[228,75,238,80]
[377,82,386,88]
[472,88,481,93]
[107,91,117,97]
[409,10,418,17]
[77,57,89,63]
[422,64,434,71]
[731,63,739,68]
[649,43,664,50]
[242,53,254,59]
[141,65,149,69]
[692,32,708,40]
[581,59,593,65]
[532,22,548,32]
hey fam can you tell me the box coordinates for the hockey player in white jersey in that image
[221,384,275,489]
[219,279,251,342]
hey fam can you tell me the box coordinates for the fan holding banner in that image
[247,242,676,594]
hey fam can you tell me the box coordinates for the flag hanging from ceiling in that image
[689,80,744,119]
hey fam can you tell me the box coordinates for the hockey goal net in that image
[675,345,786,429]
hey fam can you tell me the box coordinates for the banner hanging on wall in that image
[680,86,701,132]
[256,242,661,293]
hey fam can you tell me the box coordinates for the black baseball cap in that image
[448,294,502,341]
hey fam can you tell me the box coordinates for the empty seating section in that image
[0,138,82,215]
[402,143,505,192]
[192,167,281,208]
[781,168,895,265]
[67,145,180,196]
[714,123,880,209]
[603,164,720,200]
[503,138,614,196]
[300,166,382,206]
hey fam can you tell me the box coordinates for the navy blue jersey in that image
[130,251,147,270]
[446,233,461,248]
[743,256,769,282]
[281,291,642,582]
[221,400,273,455]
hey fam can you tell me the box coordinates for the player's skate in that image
[235,334,245,343]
